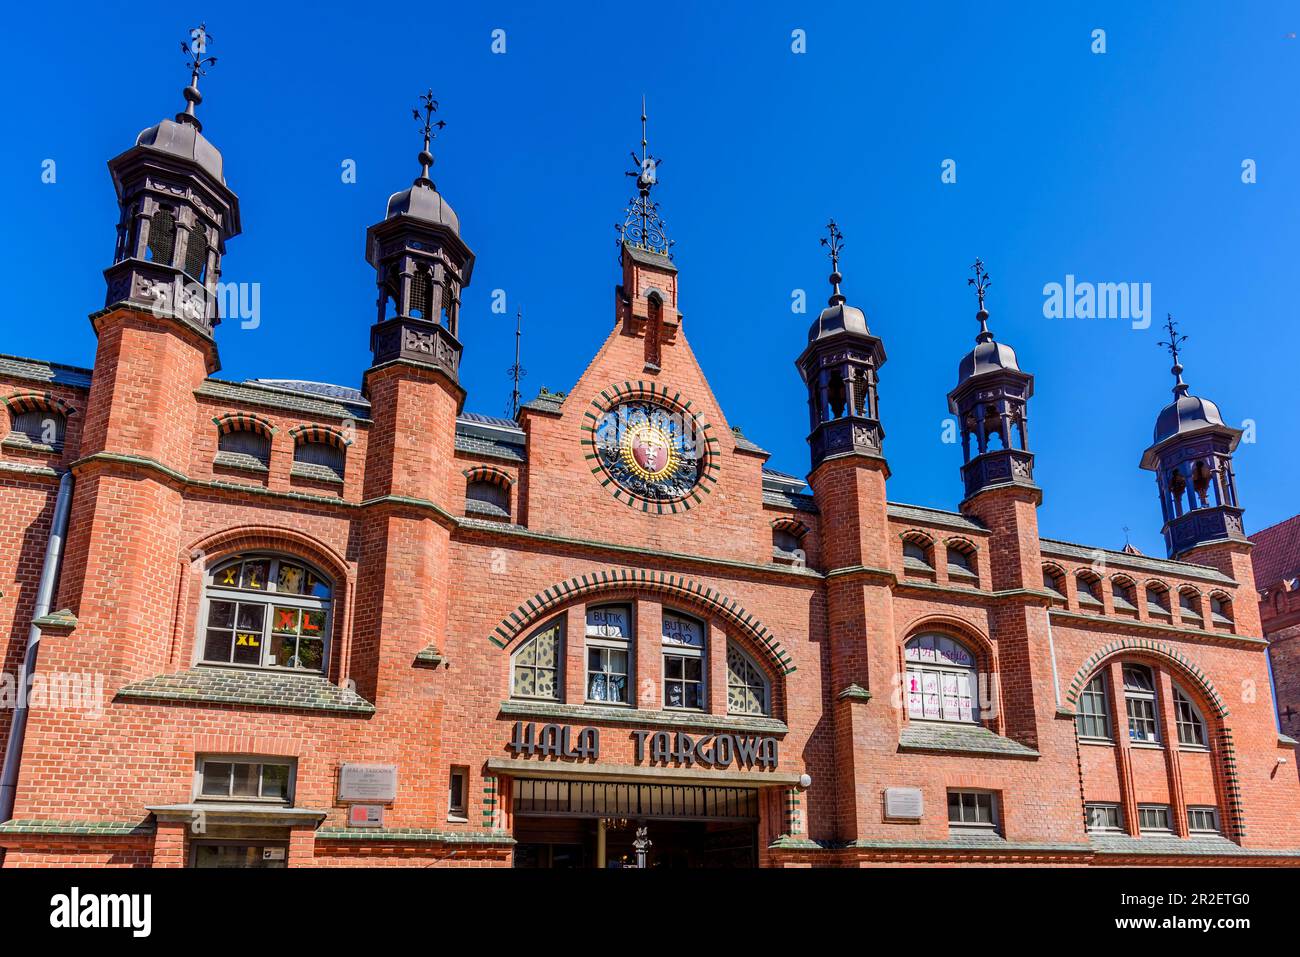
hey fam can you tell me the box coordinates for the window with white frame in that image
[196,756,293,804]
[904,634,978,723]
[662,611,705,710]
[947,790,997,830]
[1172,684,1207,747]
[1137,804,1172,832]
[1187,806,1220,834]
[586,604,632,704]
[1123,664,1160,744]
[1085,803,1123,832]
[202,556,332,672]
[726,643,770,716]
[1076,674,1111,740]
[511,620,562,700]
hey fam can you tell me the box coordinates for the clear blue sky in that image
[2,1,1297,557]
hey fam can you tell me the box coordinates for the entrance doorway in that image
[511,778,760,869]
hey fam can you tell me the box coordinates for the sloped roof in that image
[1250,514,1300,589]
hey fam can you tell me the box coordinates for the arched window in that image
[1178,588,1201,622]
[511,619,561,700]
[146,206,177,264]
[409,267,433,320]
[903,534,933,572]
[202,555,332,672]
[726,643,769,716]
[466,479,510,519]
[216,418,272,472]
[1076,572,1102,608]
[294,439,345,482]
[1043,566,1066,600]
[904,634,978,723]
[183,221,209,281]
[1077,673,1111,740]
[946,542,977,580]
[662,610,705,711]
[1173,684,1207,747]
[772,528,802,563]
[1145,582,1170,616]
[585,604,632,704]
[1123,664,1159,743]
[8,409,65,449]
[1112,577,1137,613]
[1209,594,1233,627]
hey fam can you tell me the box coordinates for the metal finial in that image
[177,24,217,129]
[412,89,445,187]
[968,258,993,341]
[820,220,845,305]
[1158,313,1189,396]
[506,307,526,418]
[616,96,673,258]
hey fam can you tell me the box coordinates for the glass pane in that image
[240,560,269,591]
[215,563,242,588]
[201,762,232,796]
[685,684,703,710]
[662,614,703,647]
[514,667,536,697]
[516,640,536,667]
[269,632,296,668]
[203,629,233,663]
[261,764,289,801]
[533,627,557,667]
[207,600,235,629]
[665,656,683,679]
[947,792,961,821]
[236,604,265,632]
[666,681,684,708]
[301,609,326,640]
[608,674,627,702]
[684,658,702,680]
[233,626,262,665]
[588,673,608,701]
[275,563,304,594]
[272,607,300,634]
[607,649,628,675]
[296,638,324,672]
[534,667,556,699]
[231,763,258,797]
[586,606,629,639]
[976,796,993,824]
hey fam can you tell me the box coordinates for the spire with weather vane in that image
[1157,314,1190,397]
[411,89,446,188]
[177,23,217,130]
[616,97,673,258]
[820,220,846,305]
[506,306,526,418]
[968,258,994,342]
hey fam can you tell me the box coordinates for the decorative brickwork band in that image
[212,411,276,438]
[487,567,796,675]
[1,391,77,417]
[288,423,352,448]
[482,775,499,830]
[462,465,515,488]
[1063,638,1229,718]
[1215,726,1246,840]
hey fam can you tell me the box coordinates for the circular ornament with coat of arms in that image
[584,388,719,512]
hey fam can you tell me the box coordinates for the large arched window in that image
[511,619,562,700]
[726,642,770,716]
[662,610,705,711]
[904,634,978,723]
[1076,673,1111,740]
[202,555,332,672]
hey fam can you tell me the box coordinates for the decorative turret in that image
[947,259,1036,501]
[366,90,475,380]
[103,24,241,340]
[1140,316,1246,558]
[795,221,887,471]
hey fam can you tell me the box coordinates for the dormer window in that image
[1112,577,1137,614]
[903,534,934,575]
[1178,589,1201,622]
[214,414,275,473]
[946,542,977,582]
[1146,583,1170,616]
[1076,572,1102,608]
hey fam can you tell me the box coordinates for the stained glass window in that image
[512,622,561,700]
[727,644,769,716]
[202,556,332,672]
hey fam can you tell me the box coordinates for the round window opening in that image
[592,400,706,504]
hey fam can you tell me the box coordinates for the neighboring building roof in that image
[197,378,371,422]
[248,379,367,404]
[887,502,987,533]
[1250,514,1300,589]
[0,353,93,389]
[455,412,526,463]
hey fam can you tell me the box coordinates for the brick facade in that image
[1,100,1297,869]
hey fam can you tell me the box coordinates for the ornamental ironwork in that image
[593,401,702,502]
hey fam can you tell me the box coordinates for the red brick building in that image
[1252,515,1300,758]
[0,69,1297,869]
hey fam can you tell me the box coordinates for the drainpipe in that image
[0,470,74,823]
[1046,613,1062,710]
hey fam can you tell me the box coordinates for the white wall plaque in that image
[884,786,924,821]
[338,764,398,803]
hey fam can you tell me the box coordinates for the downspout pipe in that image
[0,470,74,823]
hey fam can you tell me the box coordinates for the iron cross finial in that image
[1158,314,1189,394]
[177,23,217,126]
[412,89,445,184]
[617,97,673,257]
